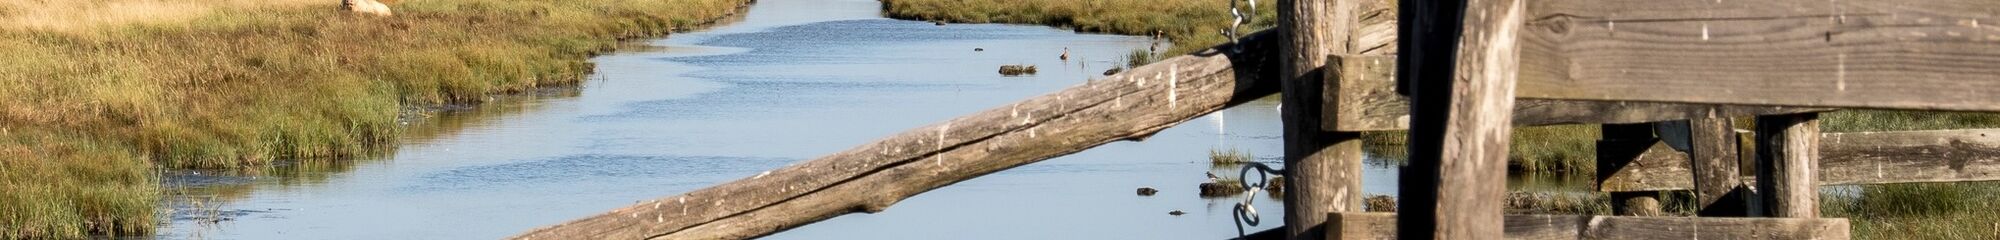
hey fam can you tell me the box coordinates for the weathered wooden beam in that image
[1597,141,1693,192]
[1280,0,1365,238]
[1597,123,1662,216]
[512,30,1283,240]
[1517,0,2000,111]
[1686,117,1752,216]
[1398,0,1524,237]
[1320,54,1828,132]
[1819,128,2000,185]
[1328,212,1852,239]
[1756,113,1821,218]
[1601,128,2000,192]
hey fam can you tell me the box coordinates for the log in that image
[511,30,1282,239]
[1397,0,1525,237]
[1517,0,2000,111]
[1328,212,1852,240]
[1600,128,2000,192]
[1279,0,1365,238]
[1756,113,1821,218]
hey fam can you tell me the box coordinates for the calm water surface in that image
[156,0,1462,238]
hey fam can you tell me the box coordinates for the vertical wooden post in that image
[1687,117,1753,216]
[1278,0,1362,238]
[1396,0,1524,238]
[1598,123,1663,216]
[1756,113,1821,218]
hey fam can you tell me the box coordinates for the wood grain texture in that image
[1408,0,1527,237]
[1756,113,1821,218]
[1600,128,2000,192]
[513,30,1283,240]
[1320,55,1829,132]
[1818,128,2000,185]
[1330,213,1852,240]
[1597,123,1663,216]
[1517,0,2000,111]
[1281,0,1365,238]
[1686,117,1751,216]
[1597,141,1693,192]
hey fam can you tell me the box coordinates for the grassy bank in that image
[882,0,1276,56]
[0,0,748,237]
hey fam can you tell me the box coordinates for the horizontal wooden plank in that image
[1600,129,2000,192]
[1328,212,1850,239]
[1819,128,2000,185]
[513,30,1283,239]
[1517,0,2000,111]
[1322,55,1826,132]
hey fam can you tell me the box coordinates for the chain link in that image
[1221,0,1256,52]
[1232,162,1283,239]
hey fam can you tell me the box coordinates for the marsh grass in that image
[0,0,748,237]
[1209,148,1253,165]
[1824,183,2000,240]
[1125,49,1156,68]
[882,0,1277,56]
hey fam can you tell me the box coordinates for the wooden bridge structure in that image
[513,0,2000,239]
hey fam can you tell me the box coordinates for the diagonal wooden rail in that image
[513,30,1284,239]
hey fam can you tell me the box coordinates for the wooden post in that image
[1279,0,1363,239]
[1396,0,1524,237]
[1598,123,1663,216]
[1757,113,1821,217]
[1686,117,1753,216]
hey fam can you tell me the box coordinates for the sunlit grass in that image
[1208,148,1252,165]
[0,0,748,237]
[881,0,1276,56]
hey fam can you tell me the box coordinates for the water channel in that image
[156,0,1586,238]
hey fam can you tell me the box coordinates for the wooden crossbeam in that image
[512,30,1283,239]
[1328,212,1852,239]
[1517,0,2000,111]
[1600,128,2000,192]
[1321,54,1827,132]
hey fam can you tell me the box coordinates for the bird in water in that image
[1206,172,1220,181]
[1167,210,1187,216]
[1059,47,1070,61]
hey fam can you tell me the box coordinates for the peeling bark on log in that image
[512,30,1282,240]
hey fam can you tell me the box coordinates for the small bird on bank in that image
[1059,47,1070,61]
[1206,172,1220,181]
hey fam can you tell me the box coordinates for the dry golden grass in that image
[0,0,329,32]
[1,0,749,237]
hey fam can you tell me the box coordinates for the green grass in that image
[0,0,748,237]
[882,0,1277,56]
[1125,49,1156,68]
[1825,182,2000,240]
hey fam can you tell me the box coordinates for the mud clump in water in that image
[999,64,1038,76]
